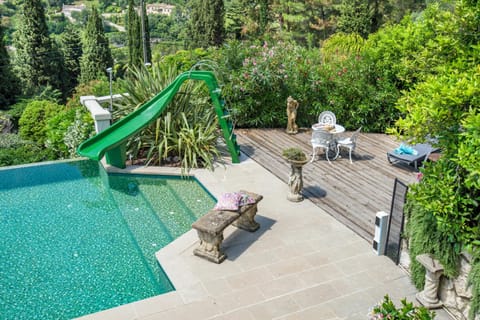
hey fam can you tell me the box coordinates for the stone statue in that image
[286,96,299,134]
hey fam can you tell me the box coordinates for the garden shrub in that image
[369,295,436,319]
[0,134,55,166]
[364,4,460,91]
[309,54,400,132]
[215,39,399,131]
[64,109,95,158]
[45,108,76,158]
[390,11,480,315]
[19,100,66,147]
[219,40,325,128]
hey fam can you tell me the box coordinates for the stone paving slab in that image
[77,155,453,320]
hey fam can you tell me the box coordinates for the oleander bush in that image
[215,38,399,131]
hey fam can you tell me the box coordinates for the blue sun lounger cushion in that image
[387,143,439,170]
[394,143,418,156]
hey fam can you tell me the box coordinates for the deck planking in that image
[235,128,418,242]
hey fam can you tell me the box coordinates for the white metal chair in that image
[318,111,336,126]
[310,129,337,163]
[336,127,362,164]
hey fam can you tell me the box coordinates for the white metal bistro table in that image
[311,123,345,134]
[312,123,345,161]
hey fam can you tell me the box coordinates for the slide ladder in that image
[77,70,240,168]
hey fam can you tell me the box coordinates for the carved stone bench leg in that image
[233,204,260,232]
[193,230,226,264]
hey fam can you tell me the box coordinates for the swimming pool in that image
[0,160,215,319]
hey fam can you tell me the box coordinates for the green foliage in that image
[469,252,480,318]
[187,0,225,48]
[117,62,222,173]
[0,25,18,109]
[159,48,211,72]
[282,147,307,161]
[66,79,113,109]
[394,66,479,255]
[389,3,480,316]
[313,54,400,131]
[80,6,114,84]
[320,32,366,62]
[369,295,436,319]
[337,0,372,38]
[45,108,77,158]
[59,25,83,96]
[126,0,142,67]
[19,100,65,147]
[220,41,297,127]
[64,109,95,158]
[0,133,55,166]
[217,39,398,131]
[12,0,62,96]
[364,4,460,91]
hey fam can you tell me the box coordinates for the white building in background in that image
[146,3,175,16]
[61,4,87,22]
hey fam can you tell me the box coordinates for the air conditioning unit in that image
[373,211,390,255]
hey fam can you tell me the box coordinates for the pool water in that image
[0,160,215,319]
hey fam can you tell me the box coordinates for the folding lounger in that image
[387,143,440,170]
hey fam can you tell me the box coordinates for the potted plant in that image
[282,147,308,202]
[282,147,308,163]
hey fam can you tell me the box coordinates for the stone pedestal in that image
[416,253,444,309]
[286,159,308,202]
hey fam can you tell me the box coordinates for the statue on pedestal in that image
[286,96,299,134]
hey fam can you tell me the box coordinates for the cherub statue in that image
[286,96,299,134]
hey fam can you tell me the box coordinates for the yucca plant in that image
[116,61,223,173]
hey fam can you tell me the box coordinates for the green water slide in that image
[77,70,240,168]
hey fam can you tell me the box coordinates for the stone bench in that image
[192,191,263,263]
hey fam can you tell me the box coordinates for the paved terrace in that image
[78,133,452,319]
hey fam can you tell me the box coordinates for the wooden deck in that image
[235,128,418,242]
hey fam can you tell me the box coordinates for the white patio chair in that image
[318,111,336,126]
[310,129,337,163]
[336,127,362,164]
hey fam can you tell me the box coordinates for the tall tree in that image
[306,0,339,44]
[127,0,142,66]
[141,2,152,64]
[225,0,247,39]
[12,0,62,96]
[258,0,269,35]
[59,24,82,96]
[80,6,113,84]
[187,0,225,48]
[0,25,18,109]
[337,0,372,38]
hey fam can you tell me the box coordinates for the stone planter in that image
[285,158,309,202]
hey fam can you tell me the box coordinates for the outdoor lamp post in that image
[106,67,113,112]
